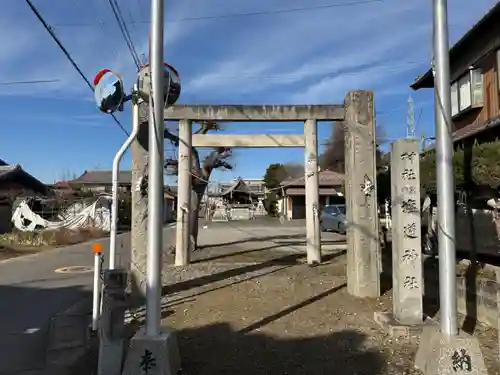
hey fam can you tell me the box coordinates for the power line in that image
[140,0,385,22]
[87,0,121,61]
[51,0,384,27]
[24,0,129,136]
[124,0,143,56]
[0,79,60,85]
[183,60,427,83]
[107,0,141,68]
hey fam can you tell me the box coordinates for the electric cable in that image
[24,0,129,136]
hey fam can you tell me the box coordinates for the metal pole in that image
[145,0,164,336]
[109,89,141,269]
[432,0,457,336]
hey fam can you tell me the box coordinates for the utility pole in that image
[415,1,487,373]
[145,0,165,337]
[407,95,415,138]
[433,0,457,339]
[123,0,181,374]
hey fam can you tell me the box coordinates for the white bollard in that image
[92,243,103,331]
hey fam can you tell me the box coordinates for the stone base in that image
[121,326,181,375]
[415,325,488,375]
[374,312,431,339]
[98,336,124,375]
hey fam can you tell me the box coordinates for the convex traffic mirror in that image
[93,69,125,114]
[136,62,181,106]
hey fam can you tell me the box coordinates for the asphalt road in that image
[0,218,341,374]
[0,225,176,375]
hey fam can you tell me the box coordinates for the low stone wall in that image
[424,266,498,329]
[456,276,498,328]
[231,207,252,220]
[429,207,500,256]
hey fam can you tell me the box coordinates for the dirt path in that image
[153,251,500,374]
[145,249,499,375]
[122,220,499,374]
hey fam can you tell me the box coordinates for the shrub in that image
[420,141,500,196]
[0,227,107,248]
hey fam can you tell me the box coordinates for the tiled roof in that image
[452,115,500,142]
[71,170,132,185]
[0,165,20,179]
[281,170,344,187]
[52,181,73,189]
[219,179,255,196]
[286,187,339,196]
[0,164,48,195]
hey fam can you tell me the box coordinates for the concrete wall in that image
[430,207,500,256]
[231,207,252,220]
[425,273,499,329]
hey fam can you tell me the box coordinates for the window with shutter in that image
[451,82,459,116]
[458,74,471,111]
[470,69,483,105]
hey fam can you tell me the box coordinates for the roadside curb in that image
[44,297,93,374]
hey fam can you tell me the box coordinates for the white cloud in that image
[290,63,418,104]
[183,0,498,103]
[6,112,112,128]
[182,0,422,95]
[0,0,203,98]
[0,0,497,106]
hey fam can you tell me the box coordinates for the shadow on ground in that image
[197,233,346,250]
[177,323,389,375]
[162,251,346,296]
[0,283,93,375]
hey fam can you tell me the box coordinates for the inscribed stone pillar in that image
[390,139,423,324]
[344,91,381,298]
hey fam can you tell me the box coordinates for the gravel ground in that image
[112,249,409,375]
[153,256,419,375]
[122,220,499,375]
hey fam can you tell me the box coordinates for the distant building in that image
[69,170,133,193]
[215,178,266,201]
[0,160,48,233]
[0,164,48,199]
[70,170,178,222]
[213,179,259,205]
[277,170,344,220]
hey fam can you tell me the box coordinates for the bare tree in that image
[282,163,304,179]
[320,121,388,173]
[320,121,345,173]
[164,121,232,250]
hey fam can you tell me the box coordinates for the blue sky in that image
[0,0,497,184]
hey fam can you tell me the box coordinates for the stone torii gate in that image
[164,90,381,298]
